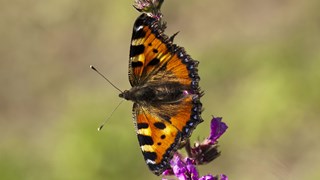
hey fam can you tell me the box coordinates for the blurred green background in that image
[1,0,319,179]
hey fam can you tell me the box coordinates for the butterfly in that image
[119,13,203,175]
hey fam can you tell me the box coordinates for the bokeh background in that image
[1,0,319,179]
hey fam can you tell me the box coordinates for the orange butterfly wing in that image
[121,14,203,175]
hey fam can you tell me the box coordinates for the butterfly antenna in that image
[90,65,123,93]
[98,100,124,131]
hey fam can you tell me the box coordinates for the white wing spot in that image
[146,159,156,164]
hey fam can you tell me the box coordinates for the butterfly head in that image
[119,90,129,100]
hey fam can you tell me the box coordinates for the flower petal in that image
[171,154,188,180]
[208,117,228,143]
[186,158,199,179]
[199,174,216,180]
[199,174,228,180]
[219,174,228,180]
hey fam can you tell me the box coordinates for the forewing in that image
[129,14,200,89]
[129,14,171,86]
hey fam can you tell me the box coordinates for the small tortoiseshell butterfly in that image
[119,13,203,175]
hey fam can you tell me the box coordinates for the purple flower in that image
[199,174,228,180]
[162,117,228,180]
[163,153,228,180]
[186,158,199,179]
[167,154,199,180]
[133,0,164,19]
[208,117,228,144]
[162,154,199,180]
[199,175,216,180]
[219,174,228,180]
[184,117,228,165]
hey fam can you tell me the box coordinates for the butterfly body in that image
[119,82,187,104]
[120,14,203,175]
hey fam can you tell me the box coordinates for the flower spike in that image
[133,0,164,20]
